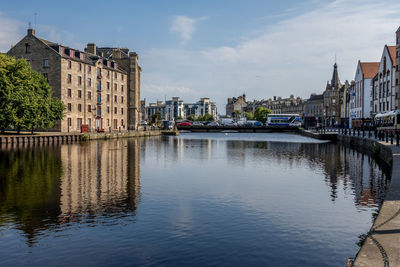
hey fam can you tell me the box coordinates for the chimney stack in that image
[27,28,35,36]
[86,43,96,55]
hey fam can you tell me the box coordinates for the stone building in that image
[323,63,342,126]
[305,94,324,118]
[371,45,397,114]
[95,46,141,130]
[226,94,247,116]
[341,81,353,127]
[7,29,141,132]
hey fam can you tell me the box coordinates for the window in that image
[88,78,92,87]
[78,90,82,98]
[88,66,91,74]
[78,76,82,86]
[25,43,31,53]
[79,63,82,71]
[97,81,101,92]
[78,104,82,112]
[42,73,48,82]
[107,70,110,78]
[114,107,117,114]
[77,118,82,129]
[114,72,117,79]
[43,59,49,67]
[107,82,110,90]
[97,68,101,76]
[387,102,389,110]
[107,119,110,126]
[121,96,124,103]
[68,61,72,69]
[68,118,72,127]
[114,119,117,129]
[114,83,117,91]
[67,89,72,97]
[114,95,117,103]
[121,108,124,115]
[121,119,124,127]
[88,91,92,100]
[67,74,72,84]
[88,105,92,112]
[107,106,110,113]
[107,94,110,102]
[67,103,72,112]
[122,75,124,81]
[121,85,124,92]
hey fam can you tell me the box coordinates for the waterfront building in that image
[146,101,166,121]
[165,97,184,120]
[95,46,142,130]
[305,93,324,122]
[140,99,146,122]
[7,28,141,132]
[184,98,217,119]
[323,63,343,126]
[226,94,247,116]
[350,61,379,120]
[247,95,305,115]
[341,81,353,127]
[371,45,397,114]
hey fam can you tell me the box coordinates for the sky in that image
[0,0,399,114]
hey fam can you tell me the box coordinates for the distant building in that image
[371,45,397,114]
[341,81,353,127]
[305,94,324,119]
[146,101,166,121]
[226,94,247,116]
[350,61,379,119]
[323,63,342,126]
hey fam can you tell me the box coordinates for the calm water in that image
[0,133,390,266]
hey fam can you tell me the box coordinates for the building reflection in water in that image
[0,139,141,245]
[223,140,390,208]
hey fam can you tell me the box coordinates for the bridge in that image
[176,125,300,133]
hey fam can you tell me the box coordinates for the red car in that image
[177,122,192,126]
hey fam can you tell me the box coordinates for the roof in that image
[387,46,396,67]
[359,62,379,78]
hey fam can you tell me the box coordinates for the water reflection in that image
[0,139,141,244]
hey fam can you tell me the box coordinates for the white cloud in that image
[0,13,23,52]
[170,15,205,44]
[142,0,400,113]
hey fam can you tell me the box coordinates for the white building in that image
[165,97,184,121]
[350,61,379,119]
[371,45,397,114]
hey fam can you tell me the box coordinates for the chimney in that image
[27,28,35,36]
[86,43,96,55]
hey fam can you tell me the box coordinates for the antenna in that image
[28,21,31,29]
[34,13,37,29]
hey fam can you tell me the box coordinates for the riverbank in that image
[300,129,400,267]
[0,130,169,146]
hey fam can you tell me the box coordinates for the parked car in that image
[177,122,192,126]
[207,121,219,126]
[192,121,203,126]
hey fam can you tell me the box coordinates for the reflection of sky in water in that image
[0,134,390,266]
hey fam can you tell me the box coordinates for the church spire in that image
[331,62,340,89]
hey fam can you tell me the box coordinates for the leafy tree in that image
[151,111,161,124]
[245,112,254,120]
[186,114,196,121]
[254,107,271,123]
[0,54,65,133]
[197,115,204,121]
[203,113,214,121]
[234,110,242,117]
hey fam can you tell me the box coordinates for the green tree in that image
[186,114,196,121]
[254,107,271,123]
[151,111,161,124]
[203,113,214,121]
[234,110,242,117]
[0,54,65,134]
[197,115,204,121]
[245,112,254,120]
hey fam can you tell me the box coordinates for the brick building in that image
[7,29,141,132]
[226,94,247,116]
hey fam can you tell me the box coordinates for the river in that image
[0,133,390,266]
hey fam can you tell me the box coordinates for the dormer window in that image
[25,43,31,53]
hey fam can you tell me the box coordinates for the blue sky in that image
[1,0,399,113]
